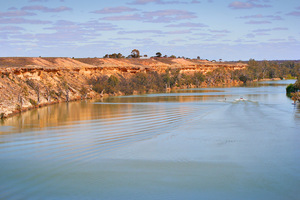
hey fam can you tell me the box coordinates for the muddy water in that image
[0,80,299,200]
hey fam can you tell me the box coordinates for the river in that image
[0,80,299,200]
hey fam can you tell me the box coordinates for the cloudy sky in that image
[0,0,299,60]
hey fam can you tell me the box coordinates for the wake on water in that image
[218,98,258,104]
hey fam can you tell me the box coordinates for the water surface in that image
[0,80,299,200]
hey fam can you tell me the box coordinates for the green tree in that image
[193,72,205,87]
[156,52,162,57]
[131,72,148,92]
[108,75,119,87]
[106,75,119,93]
[80,86,88,99]
[91,75,108,93]
[131,49,140,58]
[239,75,248,84]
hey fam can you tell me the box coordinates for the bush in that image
[239,75,248,83]
[286,84,297,97]
[29,98,38,106]
[15,104,22,112]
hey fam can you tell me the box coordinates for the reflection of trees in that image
[2,91,218,132]
[294,104,300,121]
[3,100,132,131]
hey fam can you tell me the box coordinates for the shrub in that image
[239,75,248,83]
[286,84,296,96]
[29,98,38,106]
[15,104,22,112]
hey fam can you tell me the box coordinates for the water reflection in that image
[0,80,299,200]
[294,104,300,122]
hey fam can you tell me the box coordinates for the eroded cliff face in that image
[0,57,247,118]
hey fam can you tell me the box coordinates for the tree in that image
[291,92,300,103]
[80,86,88,100]
[131,72,148,92]
[62,81,70,102]
[239,75,248,83]
[109,53,117,58]
[26,79,40,104]
[193,72,205,87]
[156,52,162,57]
[17,93,23,111]
[108,75,119,87]
[260,60,269,79]
[117,53,123,58]
[45,83,52,102]
[131,49,140,58]
[104,53,124,58]
[105,75,120,94]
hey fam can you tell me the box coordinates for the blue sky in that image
[0,0,299,60]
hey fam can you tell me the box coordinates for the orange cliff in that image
[0,57,247,118]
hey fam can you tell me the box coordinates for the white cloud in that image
[165,30,192,34]
[118,30,163,34]
[128,0,199,4]
[21,5,72,12]
[287,11,300,17]
[239,14,283,20]
[229,1,271,9]
[245,20,271,24]
[101,14,144,21]
[0,17,51,24]
[0,10,36,17]
[143,9,197,23]
[101,9,197,23]
[166,22,207,28]
[92,7,138,14]
[209,29,231,33]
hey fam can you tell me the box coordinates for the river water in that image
[0,80,299,200]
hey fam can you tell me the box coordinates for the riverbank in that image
[0,57,248,118]
[0,81,243,119]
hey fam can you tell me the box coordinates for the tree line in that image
[88,59,300,96]
[89,70,207,95]
[103,49,201,59]
[237,59,300,83]
[89,68,242,96]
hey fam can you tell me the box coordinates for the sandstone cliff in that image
[0,57,247,118]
